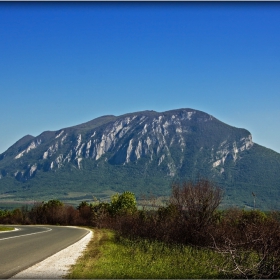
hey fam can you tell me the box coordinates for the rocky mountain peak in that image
[1,108,253,180]
[1,108,279,210]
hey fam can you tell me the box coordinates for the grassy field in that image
[0,226,14,231]
[67,228,225,279]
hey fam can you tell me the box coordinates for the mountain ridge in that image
[0,108,279,210]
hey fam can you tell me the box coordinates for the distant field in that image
[0,190,117,210]
[0,200,34,210]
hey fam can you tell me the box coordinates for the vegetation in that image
[1,179,280,278]
[109,191,137,216]
[67,229,224,279]
[0,226,14,231]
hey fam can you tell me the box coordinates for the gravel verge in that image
[12,228,93,279]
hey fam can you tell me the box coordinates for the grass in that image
[0,226,14,231]
[67,228,225,279]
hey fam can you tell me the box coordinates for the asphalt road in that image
[0,225,89,279]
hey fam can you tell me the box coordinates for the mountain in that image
[1,108,280,210]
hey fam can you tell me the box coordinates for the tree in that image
[170,179,223,233]
[43,199,64,224]
[109,191,137,216]
[77,201,93,225]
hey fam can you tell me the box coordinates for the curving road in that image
[0,225,89,279]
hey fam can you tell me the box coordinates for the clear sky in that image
[1,2,280,154]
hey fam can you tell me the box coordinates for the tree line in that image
[0,191,136,226]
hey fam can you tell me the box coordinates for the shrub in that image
[169,179,223,245]
[109,191,137,216]
[211,209,280,278]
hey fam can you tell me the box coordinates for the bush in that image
[109,179,223,246]
[109,191,137,216]
[211,209,280,278]
[170,179,223,228]
[29,200,78,225]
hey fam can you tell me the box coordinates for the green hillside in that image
[0,108,280,210]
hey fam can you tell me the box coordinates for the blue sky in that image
[1,2,280,154]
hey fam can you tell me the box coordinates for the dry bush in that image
[29,200,79,225]
[210,209,280,279]
[109,179,223,246]
[170,179,223,228]
[169,179,223,245]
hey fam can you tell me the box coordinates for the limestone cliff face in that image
[0,108,254,183]
[2,108,280,209]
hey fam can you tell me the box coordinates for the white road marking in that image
[0,227,52,241]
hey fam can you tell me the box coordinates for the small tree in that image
[170,179,223,245]
[77,201,92,225]
[43,199,64,224]
[170,179,223,228]
[109,191,137,216]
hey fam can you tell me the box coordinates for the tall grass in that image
[67,229,224,279]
